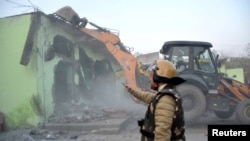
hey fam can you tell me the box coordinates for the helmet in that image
[147,60,185,85]
[155,60,176,79]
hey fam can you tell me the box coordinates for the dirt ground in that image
[0,124,207,141]
[0,103,242,141]
[0,113,241,141]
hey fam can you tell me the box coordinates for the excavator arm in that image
[218,78,250,102]
[80,25,137,88]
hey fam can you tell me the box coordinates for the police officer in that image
[124,60,186,141]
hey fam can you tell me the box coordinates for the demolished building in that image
[0,6,148,129]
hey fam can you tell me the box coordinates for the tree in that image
[244,43,250,57]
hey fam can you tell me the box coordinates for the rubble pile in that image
[9,103,139,141]
[48,102,131,124]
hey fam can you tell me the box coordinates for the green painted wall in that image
[219,64,244,83]
[0,15,40,128]
[225,68,244,83]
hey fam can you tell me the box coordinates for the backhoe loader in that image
[159,40,250,124]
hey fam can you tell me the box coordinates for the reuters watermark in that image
[208,125,250,140]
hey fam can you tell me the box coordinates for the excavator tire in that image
[214,105,235,119]
[235,99,250,124]
[177,84,206,124]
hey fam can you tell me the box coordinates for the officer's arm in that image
[154,95,176,141]
[127,87,156,104]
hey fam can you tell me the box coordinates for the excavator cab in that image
[160,41,250,124]
[160,41,221,90]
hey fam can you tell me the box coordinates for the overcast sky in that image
[1,0,250,57]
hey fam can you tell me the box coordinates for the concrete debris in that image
[17,102,140,140]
